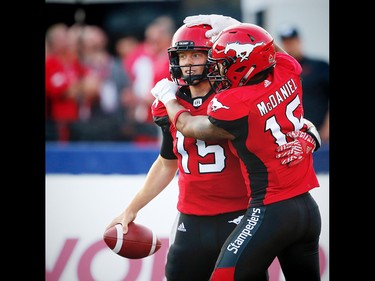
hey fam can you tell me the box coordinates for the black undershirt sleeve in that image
[154,115,177,160]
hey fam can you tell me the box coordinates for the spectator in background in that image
[114,33,158,142]
[45,23,88,142]
[46,18,176,143]
[115,35,140,65]
[69,24,133,141]
[278,25,329,143]
[121,15,176,142]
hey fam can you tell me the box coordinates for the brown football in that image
[103,222,161,259]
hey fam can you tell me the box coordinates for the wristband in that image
[173,109,190,128]
[306,126,321,151]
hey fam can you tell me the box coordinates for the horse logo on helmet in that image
[224,41,264,62]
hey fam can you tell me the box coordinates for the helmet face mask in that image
[178,58,209,86]
[207,52,235,92]
[207,23,276,90]
[168,24,213,86]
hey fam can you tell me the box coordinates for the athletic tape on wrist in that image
[173,109,190,128]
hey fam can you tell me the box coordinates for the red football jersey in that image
[152,89,249,215]
[207,53,320,207]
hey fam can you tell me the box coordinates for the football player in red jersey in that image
[106,24,251,281]
[151,16,322,281]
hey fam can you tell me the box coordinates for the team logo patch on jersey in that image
[193,98,202,107]
[228,215,244,225]
[224,41,264,62]
[210,97,230,112]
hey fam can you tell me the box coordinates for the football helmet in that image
[168,24,213,86]
[207,23,276,90]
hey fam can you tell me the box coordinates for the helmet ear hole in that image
[169,55,182,79]
[170,67,182,79]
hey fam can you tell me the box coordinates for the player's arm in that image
[183,14,241,42]
[106,155,178,234]
[275,118,322,166]
[106,104,179,234]
[302,118,322,150]
[172,102,233,141]
[151,79,234,140]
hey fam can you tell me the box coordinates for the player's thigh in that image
[165,214,215,281]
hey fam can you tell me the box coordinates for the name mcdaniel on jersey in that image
[256,77,298,116]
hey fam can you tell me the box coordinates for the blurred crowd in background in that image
[46,15,176,143]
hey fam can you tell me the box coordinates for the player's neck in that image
[190,81,211,98]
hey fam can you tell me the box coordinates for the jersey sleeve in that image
[206,90,250,137]
[207,89,250,122]
[276,52,302,75]
[151,99,168,118]
[152,99,170,132]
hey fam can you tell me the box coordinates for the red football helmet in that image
[207,23,276,90]
[168,24,213,86]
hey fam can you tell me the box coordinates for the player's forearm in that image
[126,156,177,213]
[178,114,216,140]
[164,99,186,126]
[164,99,210,139]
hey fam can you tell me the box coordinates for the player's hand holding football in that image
[276,131,316,167]
[105,210,136,234]
[183,14,240,41]
[151,78,178,105]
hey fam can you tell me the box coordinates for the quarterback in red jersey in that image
[107,24,250,281]
[152,16,322,281]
